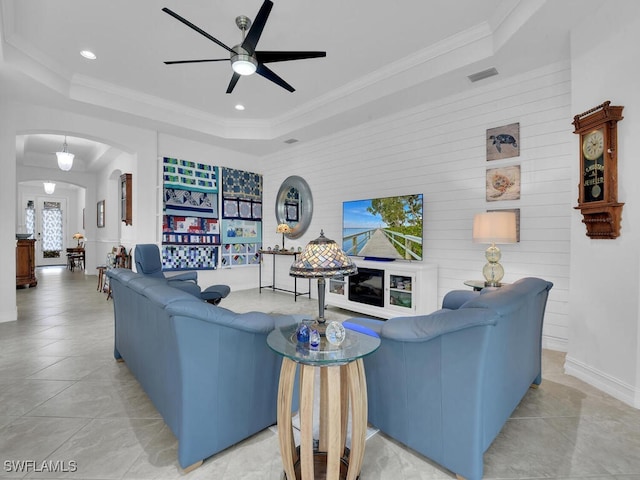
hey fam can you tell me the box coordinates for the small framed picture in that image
[486,165,521,201]
[97,200,105,228]
[486,122,520,161]
[286,202,299,222]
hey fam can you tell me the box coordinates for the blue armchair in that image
[134,244,230,304]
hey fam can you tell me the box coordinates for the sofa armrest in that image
[442,290,480,310]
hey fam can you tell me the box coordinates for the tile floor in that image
[2,266,640,479]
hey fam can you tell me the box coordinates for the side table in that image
[464,280,506,291]
[267,324,380,480]
[259,250,310,301]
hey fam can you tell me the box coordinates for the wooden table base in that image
[277,358,368,480]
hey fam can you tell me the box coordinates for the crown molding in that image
[1,2,548,146]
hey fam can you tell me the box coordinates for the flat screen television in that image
[342,193,423,261]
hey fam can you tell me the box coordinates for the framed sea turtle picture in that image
[486,122,520,161]
[486,165,520,201]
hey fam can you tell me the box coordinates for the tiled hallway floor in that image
[2,266,640,479]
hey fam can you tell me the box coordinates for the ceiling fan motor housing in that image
[231,45,258,75]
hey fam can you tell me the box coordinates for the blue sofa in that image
[348,277,553,480]
[106,268,299,471]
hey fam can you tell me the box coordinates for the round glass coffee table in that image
[267,323,380,480]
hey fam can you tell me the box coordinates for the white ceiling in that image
[1,0,598,168]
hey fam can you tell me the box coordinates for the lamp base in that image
[482,243,505,286]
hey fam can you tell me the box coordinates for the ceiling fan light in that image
[231,55,257,76]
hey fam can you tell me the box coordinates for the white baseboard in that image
[564,355,640,409]
[542,335,568,352]
[0,306,18,323]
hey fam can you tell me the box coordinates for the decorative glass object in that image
[309,328,320,350]
[296,322,310,344]
[325,321,346,346]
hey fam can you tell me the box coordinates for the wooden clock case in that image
[572,101,624,239]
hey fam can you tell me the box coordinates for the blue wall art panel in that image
[164,188,219,218]
[222,219,262,244]
[162,157,221,270]
[163,157,219,192]
[221,243,261,268]
[162,215,220,245]
[161,245,218,271]
[222,167,262,200]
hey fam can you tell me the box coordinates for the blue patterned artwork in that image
[222,167,262,200]
[163,157,218,192]
[222,219,262,244]
[221,243,261,268]
[164,188,218,218]
[161,245,218,271]
[162,157,220,270]
[162,215,220,245]
[220,167,263,268]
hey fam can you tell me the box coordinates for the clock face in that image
[582,129,605,160]
[582,128,605,202]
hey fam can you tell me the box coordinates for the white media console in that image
[326,259,438,319]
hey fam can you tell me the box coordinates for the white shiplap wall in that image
[263,61,574,351]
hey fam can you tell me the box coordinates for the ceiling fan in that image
[162,0,326,94]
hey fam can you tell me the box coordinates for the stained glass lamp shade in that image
[290,230,357,330]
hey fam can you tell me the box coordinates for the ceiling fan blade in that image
[256,51,326,64]
[242,0,273,54]
[162,8,234,54]
[256,63,294,92]
[226,72,241,94]
[164,59,229,65]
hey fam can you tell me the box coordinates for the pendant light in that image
[56,136,74,171]
[43,181,56,194]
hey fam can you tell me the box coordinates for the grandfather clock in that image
[572,101,624,239]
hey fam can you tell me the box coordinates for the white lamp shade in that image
[473,211,517,244]
[43,182,56,194]
[56,151,74,171]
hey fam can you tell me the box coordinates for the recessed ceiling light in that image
[235,104,245,111]
[80,50,97,60]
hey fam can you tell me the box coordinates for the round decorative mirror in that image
[275,175,313,239]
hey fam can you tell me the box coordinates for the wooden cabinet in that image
[120,173,132,225]
[16,239,37,288]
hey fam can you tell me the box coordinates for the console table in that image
[259,250,310,301]
[267,324,380,480]
[326,259,437,319]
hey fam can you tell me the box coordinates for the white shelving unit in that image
[326,259,437,319]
